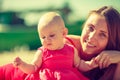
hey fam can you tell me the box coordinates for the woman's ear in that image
[63,27,68,37]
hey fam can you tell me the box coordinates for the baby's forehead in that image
[39,25,60,36]
[39,24,61,33]
[38,19,59,30]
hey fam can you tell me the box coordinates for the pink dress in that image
[25,44,89,80]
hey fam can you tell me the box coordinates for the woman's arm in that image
[95,50,120,69]
[94,50,120,79]
[114,63,120,80]
[74,47,98,72]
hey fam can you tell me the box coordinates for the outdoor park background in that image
[0,0,120,65]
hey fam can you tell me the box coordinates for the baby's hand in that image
[86,58,98,68]
[90,58,98,68]
[13,56,22,67]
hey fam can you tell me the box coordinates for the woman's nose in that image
[88,32,97,42]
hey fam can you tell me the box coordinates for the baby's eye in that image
[49,34,55,37]
[41,36,46,39]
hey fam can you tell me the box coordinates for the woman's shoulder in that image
[66,35,81,45]
[67,35,81,39]
[65,35,82,52]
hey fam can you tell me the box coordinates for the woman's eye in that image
[87,26,94,32]
[89,27,94,32]
[99,33,107,38]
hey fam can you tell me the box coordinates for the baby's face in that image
[38,24,65,50]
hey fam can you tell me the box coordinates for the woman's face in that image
[81,13,108,56]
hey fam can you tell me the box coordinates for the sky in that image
[2,0,120,12]
[1,0,120,25]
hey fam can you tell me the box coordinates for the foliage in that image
[0,27,40,52]
[0,20,85,52]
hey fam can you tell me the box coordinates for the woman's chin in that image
[83,49,96,55]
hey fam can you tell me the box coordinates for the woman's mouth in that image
[85,40,96,48]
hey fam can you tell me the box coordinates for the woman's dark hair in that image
[89,6,120,50]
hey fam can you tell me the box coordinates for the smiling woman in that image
[80,13,108,56]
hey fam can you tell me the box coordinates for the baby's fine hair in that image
[38,12,65,30]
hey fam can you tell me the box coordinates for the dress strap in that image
[65,37,76,47]
[38,47,43,52]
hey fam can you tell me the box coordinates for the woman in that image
[0,6,120,80]
[65,6,120,80]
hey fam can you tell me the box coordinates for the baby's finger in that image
[13,61,18,67]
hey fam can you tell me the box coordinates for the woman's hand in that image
[95,51,120,69]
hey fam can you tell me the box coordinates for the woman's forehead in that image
[86,14,108,32]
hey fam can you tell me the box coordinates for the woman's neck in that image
[80,51,94,61]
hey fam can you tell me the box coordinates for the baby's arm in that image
[13,50,42,74]
[73,48,98,72]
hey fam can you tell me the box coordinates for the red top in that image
[25,44,89,80]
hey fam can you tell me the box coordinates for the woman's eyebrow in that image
[100,30,108,34]
[87,24,95,28]
[100,30,108,37]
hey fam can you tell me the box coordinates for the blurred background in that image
[0,0,120,64]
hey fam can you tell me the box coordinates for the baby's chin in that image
[47,47,57,50]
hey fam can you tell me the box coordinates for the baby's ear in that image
[63,27,68,36]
